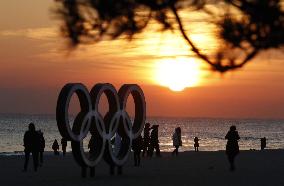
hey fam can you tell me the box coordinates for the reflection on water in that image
[0,114,283,153]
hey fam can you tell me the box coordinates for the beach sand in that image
[0,150,283,186]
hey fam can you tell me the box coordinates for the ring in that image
[56,83,146,169]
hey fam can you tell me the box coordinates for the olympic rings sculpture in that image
[56,83,146,176]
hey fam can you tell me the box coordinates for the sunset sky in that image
[0,0,283,118]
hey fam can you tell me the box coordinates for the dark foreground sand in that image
[0,150,283,186]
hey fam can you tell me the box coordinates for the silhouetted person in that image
[142,123,150,157]
[107,133,123,176]
[61,138,67,156]
[52,139,60,155]
[38,130,45,166]
[142,122,151,157]
[261,137,266,150]
[132,135,143,166]
[225,125,240,171]
[78,135,97,178]
[148,125,161,157]
[142,123,151,157]
[194,137,199,152]
[23,123,40,172]
[172,127,182,156]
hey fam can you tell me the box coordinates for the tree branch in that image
[170,3,259,73]
[170,4,215,67]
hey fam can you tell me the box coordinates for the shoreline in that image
[1,148,283,156]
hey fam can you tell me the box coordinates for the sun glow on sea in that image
[154,57,201,91]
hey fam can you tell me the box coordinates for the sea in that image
[0,114,283,154]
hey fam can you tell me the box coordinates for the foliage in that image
[54,0,284,72]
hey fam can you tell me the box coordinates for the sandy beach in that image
[0,150,283,186]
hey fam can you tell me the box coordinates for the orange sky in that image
[0,0,283,118]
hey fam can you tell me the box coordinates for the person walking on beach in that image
[23,123,40,172]
[61,138,67,156]
[132,135,143,166]
[225,125,240,171]
[52,139,60,155]
[194,137,199,152]
[172,127,182,156]
[148,125,161,157]
[38,130,45,166]
[142,123,151,157]
[261,137,266,150]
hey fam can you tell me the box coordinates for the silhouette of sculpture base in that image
[56,83,146,178]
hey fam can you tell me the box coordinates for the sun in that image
[154,57,201,91]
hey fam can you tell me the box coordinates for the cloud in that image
[0,27,58,40]
[0,25,212,76]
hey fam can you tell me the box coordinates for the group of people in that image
[51,138,67,156]
[84,123,161,169]
[23,122,266,172]
[131,123,161,166]
[131,123,201,166]
[171,127,200,155]
[132,123,240,171]
[171,125,267,171]
[169,125,241,171]
[23,123,45,172]
[23,123,68,172]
